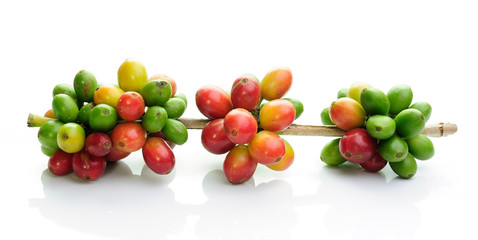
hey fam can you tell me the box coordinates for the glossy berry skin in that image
[389,153,417,179]
[117,58,148,92]
[111,122,147,153]
[105,146,131,162]
[52,94,79,123]
[339,128,377,163]
[196,85,233,119]
[223,145,257,184]
[57,123,85,153]
[394,108,425,139]
[38,120,63,150]
[260,67,292,101]
[248,130,286,165]
[93,85,125,109]
[142,137,175,175]
[224,108,258,145]
[117,91,145,121]
[161,119,188,145]
[149,74,177,97]
[387,84,413,115]
[72,149,107,181]
[320,138,346,166]
[85,132,112,157]
[230,75,261,111]
[259,99,296,132]
[88,104,117,132]
[406,134,434,160]
[48,150,73,176]
[329,97,366,131]
[140,80,172,107]
[266,138,294,171]
[360,150,387,172]
[347,82,372,103]
[201,118,236,154]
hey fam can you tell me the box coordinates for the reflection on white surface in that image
[30,162,183,239]
[197,170,297,240]
[315,164,438,240]
[28,159,450,240]
[29,162,298,240]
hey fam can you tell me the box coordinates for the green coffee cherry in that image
[365,115,395,140]
[360,88,390,116]
[387,84,413,115]
[38,120,63,150]
[389,153,417,179]
[53,83,77,101]
[161,119,188,145]
[320,107,334,125]
[74,70,97,103]
[140,80,172,106]
[337,88,348,99]
[52,94,79,123]
[41,145,57,157]
[163,98,186,119]
[406,134,434,160]
[173,93,188,107]
[320,138,346,166]
[78,102,94,126]
[394,109,425,139]
[378,135,408,162]
[142,106,168,133]
[410,102,432,122]
[88,104,117,132]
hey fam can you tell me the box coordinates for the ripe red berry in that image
[116,91,145,121]
[224,108,258,145]
[142,137,175,175]
[259,99,296,132]
[223,145,257,184]
[339,128,377,163]
[360,150,387,172]
[48,150,73,176]
[201,118,236,154]
[85,132,112,157]
[248,130,286,165]
[72,149,106,180]
[230,75,261,111]
[111,122,147,153]
[195,85,233,119]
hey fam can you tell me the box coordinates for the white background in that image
[1,0,476,239]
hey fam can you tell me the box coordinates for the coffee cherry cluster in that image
[34,58,188,180]
[196,67,304,184]
[320,82,434,179]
